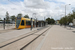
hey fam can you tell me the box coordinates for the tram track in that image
[0,26,49,50]
[20,26,51,50]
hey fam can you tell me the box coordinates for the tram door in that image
[20,20,25,28]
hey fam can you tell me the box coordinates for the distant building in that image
[55,20,60,25]
[73,19,75,25]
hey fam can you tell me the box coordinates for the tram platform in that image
[21,25,75,50]
[0,27,41,43]
[0,25,75,50]
[36,25,75,50]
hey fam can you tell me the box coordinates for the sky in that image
[0,0,75,20]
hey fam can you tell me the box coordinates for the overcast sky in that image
[0,0,75,20]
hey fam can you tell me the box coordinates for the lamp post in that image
[64,4,71,27]
[1,7,8,30]
[65,4,71,17]
[30,13,37,30]
[32,13,37,28]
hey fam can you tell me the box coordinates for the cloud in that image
[24,0,50,9]
[0,0,75,20]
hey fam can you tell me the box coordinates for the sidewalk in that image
[37,25,75,50]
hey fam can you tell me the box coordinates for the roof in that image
[21,17,34,21]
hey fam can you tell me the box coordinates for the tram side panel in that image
[16,17,35,29]
[25,20,31,28]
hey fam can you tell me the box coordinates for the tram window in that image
[16,20,21,25]
[26,21,31,25]
[21,20,24,25]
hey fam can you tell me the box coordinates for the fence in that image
[0,23,15,30]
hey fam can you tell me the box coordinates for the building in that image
[55,20,60,25]
[73,19,75,26]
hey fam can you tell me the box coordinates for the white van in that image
[69,23,73,27]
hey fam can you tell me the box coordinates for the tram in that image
[15,17,34,29]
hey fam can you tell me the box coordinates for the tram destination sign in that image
[17,17,21,19]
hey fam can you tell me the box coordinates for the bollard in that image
[3,18,5,29]
[31,18,33,30]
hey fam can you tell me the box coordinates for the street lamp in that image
[65,4,71,17]
[64,4,71,27]
[30,13,37,30]
[32,13,37,28]
[0,5,8,29]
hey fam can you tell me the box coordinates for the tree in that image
[24,15,29,18]
[6,11,9,22]
[72,10,75,18]
[63,17,67,25]
[46,18,51,24]
[10,15,16,21]
[50,19,55,24]
[67,15,73,23]
[59,18,63,25]
[46,18,55,24]
[17,13,22,17]
[59,9,75,25]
